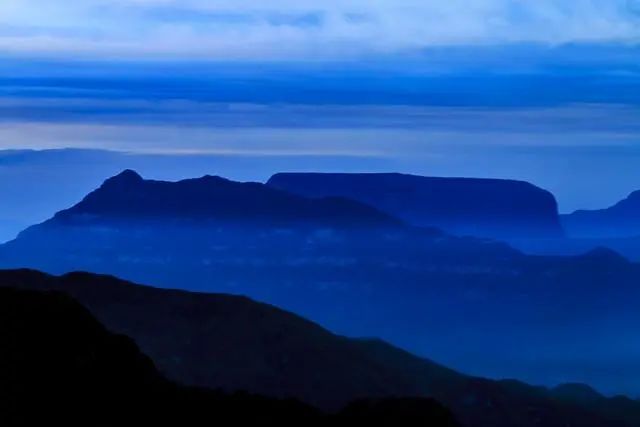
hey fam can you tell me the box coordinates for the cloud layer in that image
[1,0,639,59]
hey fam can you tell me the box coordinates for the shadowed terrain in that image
[2,270,640,427]
[0,286,325,426]
[2,171,640,395]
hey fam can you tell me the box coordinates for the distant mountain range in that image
[3,171,640,396]
[268,173,564,239]
[2,270,640,427]
[48,169,401,229]
[510,191,640,261]
[563,191,640,238]
[265,172,640,260]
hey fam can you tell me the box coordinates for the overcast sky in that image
[0,1,639,214]
[1,0,639,59]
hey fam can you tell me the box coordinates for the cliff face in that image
[268,173,564,239]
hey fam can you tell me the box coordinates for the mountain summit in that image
[47,170,402,229]
[101,168,144,186]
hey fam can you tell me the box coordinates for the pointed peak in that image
[117,169,143,180]
[104,169,143,186]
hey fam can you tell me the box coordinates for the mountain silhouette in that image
[2,270,639,427]
[46,169,401,229]
[2,171,640,399]
[563,191,640,238]
[0,285,467,426]
[268,173,564,239]
[0,286,323,425]
[0,269,463,411]
[0,172,640,397]
[515,191,640,261]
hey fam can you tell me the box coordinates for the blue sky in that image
[1,0,639,59]
[0,1,640,213]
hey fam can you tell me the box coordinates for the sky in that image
[1,0,640,59]
[0,0,640,215]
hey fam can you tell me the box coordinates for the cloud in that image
[2,97,640,138]
[0,0,639,59]
[3,105,640,214]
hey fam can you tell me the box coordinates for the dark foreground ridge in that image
[0,287,319,425]
[2,270,640,427]
[0,286,459,426]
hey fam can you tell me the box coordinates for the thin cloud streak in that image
[0,0,639,59]
[1,99,640,135]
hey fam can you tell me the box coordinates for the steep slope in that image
[0,269,452,410]
[0,286,324,425]
[1,271,637,427]
[268,173,563,239]
[563,191,640,238]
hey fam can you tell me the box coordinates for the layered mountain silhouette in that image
[46,169,401,229]
[268,173,564,239]
[510,191,640,261]
[2,171,640,397]
[0,285,463,426]
[563,191,640,238]
[2,271,639,427]
[0,286,322,425]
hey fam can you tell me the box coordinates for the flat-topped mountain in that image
[46,169,400,229]
[267,173,564,239]
[2,270,638,427]
[563,191,640,238]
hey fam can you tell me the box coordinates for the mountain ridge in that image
[267,172,564,239]
[0,284,462,426]
[563,190,640,238]
[42,169,404,230]
[1,269,638,427]
[3,171,640,401]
